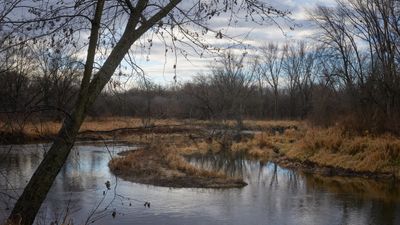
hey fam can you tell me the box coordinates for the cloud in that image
[110,0,338,86]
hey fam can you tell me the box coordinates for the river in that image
[0,143,399,225]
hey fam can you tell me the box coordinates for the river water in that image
[0,143,399,225]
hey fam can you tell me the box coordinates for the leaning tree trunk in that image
[7,110,85,225]
[7,1,181,224]
[7,0,106,223]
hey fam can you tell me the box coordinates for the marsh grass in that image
[109,140,247,188]
[287,126,400,176]
[0,117,183,143]
[3,116,398,179]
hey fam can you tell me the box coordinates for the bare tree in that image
[282,41,319,118]
[183,51,256,126]
[1,1,289,224]
[311,0,400,132]
[182,75,216,119]
[258,43,284,119]
[210,51,256,128]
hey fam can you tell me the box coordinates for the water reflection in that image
[188,154,400,225]
[0,144,400,225]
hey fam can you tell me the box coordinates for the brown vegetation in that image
[286,126,400,178]
[3,117,400,186]
[107,119,300,188]
[0,117,183,144]
[107,118,400,189]
[109,142,247,188]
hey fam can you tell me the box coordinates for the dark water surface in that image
[0,143,399,225]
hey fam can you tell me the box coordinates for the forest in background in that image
[1,0,399,135]
[1,1,400,224]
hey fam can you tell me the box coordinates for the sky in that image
[2,0,337,87]
[125,0,337,87]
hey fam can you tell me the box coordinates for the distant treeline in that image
[1,0,399,134]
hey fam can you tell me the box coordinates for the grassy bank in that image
[212,122,400,179]
[109,143,247,188]
[285,126,400,178]
[106,119,299,188]
[0,117,183,144]
[2,117,399,186]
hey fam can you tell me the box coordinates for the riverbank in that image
[221,124,400,180]
[282,127,400,179]
[109,144,247,188]
[2,117,399,186]
[0,117,183,144]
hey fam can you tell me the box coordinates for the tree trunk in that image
[273,88,278,119]
[7,110,84,225]
[7,1,182,224]
[7,0,106,223]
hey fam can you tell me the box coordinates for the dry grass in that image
[230,133,275,161]
[176,120,400,179]
[109,141,247,188]
[0,117,299,141]
[188,119,301,131]
[0,117,183,143]
[244,119,300,130]
[3,116,399,179]
[177,140,220,155]
[82,117,182,130]
[287,126,400,176]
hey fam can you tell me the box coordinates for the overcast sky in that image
[121,0,337,87]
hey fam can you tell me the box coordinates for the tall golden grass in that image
[287,126,400,176]
[3,116,398,178]
[0,117,183,140]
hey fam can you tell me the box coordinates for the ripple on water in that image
[0,143,399,225]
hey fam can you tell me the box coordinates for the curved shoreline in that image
[2,120,398,186]
[108,147,247,189]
